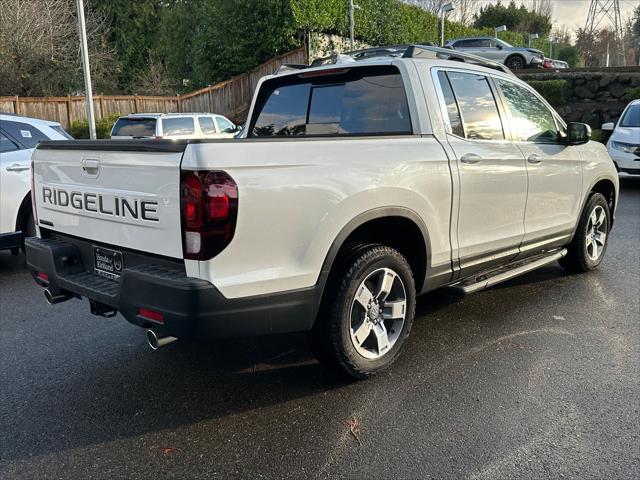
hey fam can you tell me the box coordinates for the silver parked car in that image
[446,37,544,70]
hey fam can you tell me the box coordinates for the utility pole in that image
[349,0,355,50]
[76,0,96,139]
[584,0,624,66]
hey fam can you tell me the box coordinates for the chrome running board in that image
[452,249,567,294]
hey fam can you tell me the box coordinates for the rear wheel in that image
[310,245,416,379]
[560,193,610,272]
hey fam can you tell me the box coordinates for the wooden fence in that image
[0,47,307,128]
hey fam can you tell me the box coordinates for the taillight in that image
[30,159,38,226]
[180,170,238,260]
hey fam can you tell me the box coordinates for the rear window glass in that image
[162,117,195,136]
[251,66,412,137]
[111,118,156,137]
[50,125,74,139]
[0,132,19,152]
[0,120,49,148]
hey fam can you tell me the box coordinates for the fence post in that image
[98,95,104,120]
[207,85,213,113]
[66,95,73,127]
[13,95,20,115]
[134,95,140,113]
[177,94,181,113]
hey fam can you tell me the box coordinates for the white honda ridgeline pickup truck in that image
[26,46,618,378]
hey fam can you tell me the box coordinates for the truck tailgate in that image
[32,140,186,258]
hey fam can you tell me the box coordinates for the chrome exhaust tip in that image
[44,289,71,305]
[146,329,178,350]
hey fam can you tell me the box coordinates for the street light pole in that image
[440,3,454,47]
[76,0,96,139]
[349,0,355,50]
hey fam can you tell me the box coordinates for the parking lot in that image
[0,177,638,479]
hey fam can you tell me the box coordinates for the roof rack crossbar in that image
[276,44,514,76]
[402,45,513,75]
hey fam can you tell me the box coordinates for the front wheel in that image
[560,193,610,272]
[505,56,525,70]
[311,245,416,379]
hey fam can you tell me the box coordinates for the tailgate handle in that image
[82,158,100,177]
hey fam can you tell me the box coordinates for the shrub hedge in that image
[291,0,550,53]
[68,114,121,139]
[526,80,568,107]
[623,87,640,102]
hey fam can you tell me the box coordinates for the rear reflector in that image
[37,272,49,281]
[139,307,164,323]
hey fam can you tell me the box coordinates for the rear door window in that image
[198,116,217,134]
[0,120,49,148]
[111,117,157,137]
[251,66,412,137]
[162,117,195,136]
[445,71,505,141]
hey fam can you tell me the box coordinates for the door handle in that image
[5,164,30,172]
[527,154,543,164]
[460,153,482,164]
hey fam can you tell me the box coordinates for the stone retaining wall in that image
[516,69,640,128]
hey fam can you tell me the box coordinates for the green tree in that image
[555,45,579,67]
[92,0,164,92]
[473,1,551,37]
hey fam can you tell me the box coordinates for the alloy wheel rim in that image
[349,267,407,360]
[585,205,607,261]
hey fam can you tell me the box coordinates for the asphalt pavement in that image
[1,177,638,480]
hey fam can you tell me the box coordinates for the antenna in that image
[584,0,625,66]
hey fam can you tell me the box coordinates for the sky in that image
[475,0,638,32]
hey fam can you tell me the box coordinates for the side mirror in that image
[496,44,503,50]
[601,122,615,131]
[567,122,591,145]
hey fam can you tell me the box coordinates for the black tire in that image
[310,245,416,379]
[20,211,36,253]
[505,55,525,70]
[560,193,610,273]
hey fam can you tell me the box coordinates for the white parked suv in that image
[0,114,71,251]
[602,99,640,175]
[25,46,618,378]
[110,113,240,139]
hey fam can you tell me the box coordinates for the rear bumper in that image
[0,231,22,251]
[25,236,316,340]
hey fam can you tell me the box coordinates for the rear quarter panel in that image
[182,137,452,298]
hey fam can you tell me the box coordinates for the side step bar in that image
[452,249,567,294]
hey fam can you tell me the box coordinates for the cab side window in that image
[496,79,560,143]
[443,71,505,141]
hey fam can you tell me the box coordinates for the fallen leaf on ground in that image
[348,416,364,447]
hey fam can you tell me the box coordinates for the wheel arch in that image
[311,207,431,323]
[569,176,617,242]
[14,191,33,235]
[505,53,526,67]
